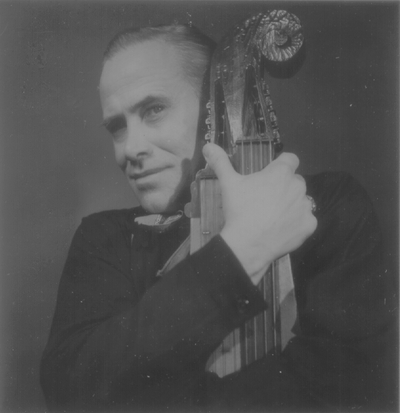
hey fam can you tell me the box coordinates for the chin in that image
[138,193,179,215]
[134,181,191,214]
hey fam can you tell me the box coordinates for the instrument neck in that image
[231,139,275,175]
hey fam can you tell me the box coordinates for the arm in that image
[210,172,396,411]
[40,211,266,411]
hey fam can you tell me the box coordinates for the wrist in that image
[220,227,273,285]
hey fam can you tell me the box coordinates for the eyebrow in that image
[101,95,168,128]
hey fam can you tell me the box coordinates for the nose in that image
[123,122,153,164]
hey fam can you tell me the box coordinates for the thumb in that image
[202,143,236,185]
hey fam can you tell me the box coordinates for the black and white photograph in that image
[0,1,398,412]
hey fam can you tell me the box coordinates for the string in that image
[207,74,281,375]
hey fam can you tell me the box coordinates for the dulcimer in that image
[186,10,304,377]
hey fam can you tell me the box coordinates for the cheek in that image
[180,134,197,160]
[177,113,200,159]
[171,93,200,160]
[158,123,197,160]
[113,143,126,170]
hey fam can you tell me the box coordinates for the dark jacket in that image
[40,172,396,412]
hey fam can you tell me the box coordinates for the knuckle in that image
[278,152,295,161]
[288,152,299,164]
[273,154,300,177]
[307,215,318,232]
[280,153,299,169]
[291,178,306,198]
[295,178,306,194]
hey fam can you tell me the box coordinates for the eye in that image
[143,104,165,121]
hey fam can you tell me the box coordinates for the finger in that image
[275,152,300,172]
[202,143,237,185]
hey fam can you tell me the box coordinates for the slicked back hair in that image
[103,24,216,96]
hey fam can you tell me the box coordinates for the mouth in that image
[130,166,169,181]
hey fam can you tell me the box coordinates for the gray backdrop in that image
[0,1,398,412]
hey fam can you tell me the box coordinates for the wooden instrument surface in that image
[186,11,304,377]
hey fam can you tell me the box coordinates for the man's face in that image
[99,39,202,213]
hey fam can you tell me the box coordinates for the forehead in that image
[99,39,189,101]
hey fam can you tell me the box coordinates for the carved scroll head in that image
[254,10,304,62]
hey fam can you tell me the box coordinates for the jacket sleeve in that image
[286,172,397,410]
[40,212,266,411]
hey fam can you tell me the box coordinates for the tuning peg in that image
[269,111,277,122]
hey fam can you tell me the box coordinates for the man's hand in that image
[203,143,317,286]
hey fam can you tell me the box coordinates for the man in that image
[41,24,394,412]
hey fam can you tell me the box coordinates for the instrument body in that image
[186,11,304,377]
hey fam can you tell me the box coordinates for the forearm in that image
[41,234,266,410]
